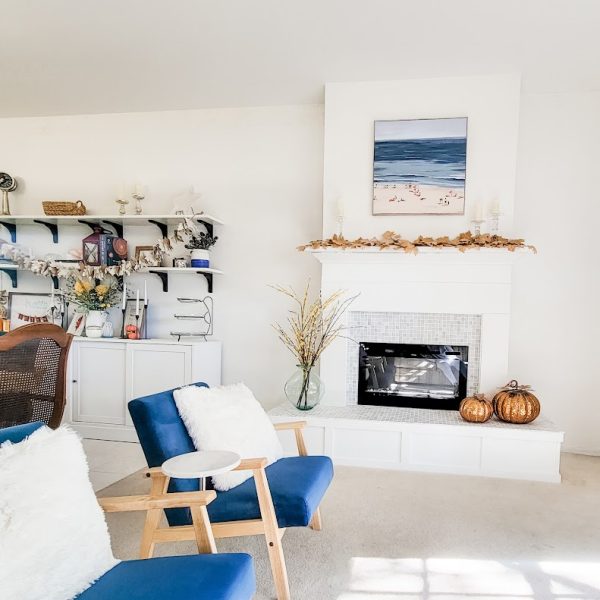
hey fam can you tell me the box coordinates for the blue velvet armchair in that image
[0,422,255,600]
[129,383,334,600]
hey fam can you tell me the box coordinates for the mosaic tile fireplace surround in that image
[346,311,481,406]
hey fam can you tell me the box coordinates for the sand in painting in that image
[373,182,464,214]
[373,118,467,215]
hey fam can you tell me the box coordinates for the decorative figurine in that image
[0,172,17,216]
[116,198,129,215]
[132,184,144,215]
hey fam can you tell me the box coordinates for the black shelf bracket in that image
[51,275,60,290]
[0,268,18,288]
[198,272,213,293]
[148,219,168,239]
[101,220,124,238]
[0,221,17,243]
[78,219,102,232]
[149,270,169,292]
[196,219,214,238]
[33,220,59,243]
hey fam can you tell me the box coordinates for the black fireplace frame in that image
[357,342,469,410]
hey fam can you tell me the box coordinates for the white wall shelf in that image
[145,267,223,293]
[0,213,224,243]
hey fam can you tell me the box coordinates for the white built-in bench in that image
[270,403,564,483]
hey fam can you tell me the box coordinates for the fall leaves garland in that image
[298,230,536,254]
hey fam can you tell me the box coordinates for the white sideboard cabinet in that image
[66,338,221,441]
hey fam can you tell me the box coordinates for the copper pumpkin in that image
[493,380,540,424]
[459,393,493,423]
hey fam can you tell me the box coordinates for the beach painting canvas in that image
[373,117,467,215]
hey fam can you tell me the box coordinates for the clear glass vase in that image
[284,365,324,411]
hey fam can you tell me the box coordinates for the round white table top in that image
[161,450,241,479]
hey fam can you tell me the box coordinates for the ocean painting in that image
[373,117,467,215]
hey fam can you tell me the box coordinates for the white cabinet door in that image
[127,344,192,404]
[72,343,127,425]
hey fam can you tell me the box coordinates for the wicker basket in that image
[42,200,87,216]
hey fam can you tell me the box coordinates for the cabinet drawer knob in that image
[72,380,78,383]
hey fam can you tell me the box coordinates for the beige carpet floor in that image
[98,454,600,600]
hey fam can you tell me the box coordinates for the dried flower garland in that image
[298,230,536,254]
[0,217,201,281]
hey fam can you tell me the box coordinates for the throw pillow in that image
[0,426,118,600]
[174,383,284,491]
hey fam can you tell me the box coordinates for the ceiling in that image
[1,0,599,117]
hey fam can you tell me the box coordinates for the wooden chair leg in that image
[253,467,291,600]
[140,508,162,558]
[309,507,322,531]
[190,504,217,554]
[140,469,170,559]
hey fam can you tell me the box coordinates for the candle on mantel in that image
[116,184,126,201]
[134,183,144,197]
[474,201,484,221]
[144,280,148,307]
[122,282,127,310]
[336,197,345,219]
[135,289,140,316]
[490,199,501,216]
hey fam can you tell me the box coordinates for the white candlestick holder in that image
[470,219,485,236]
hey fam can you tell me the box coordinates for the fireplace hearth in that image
[358,342,468,410]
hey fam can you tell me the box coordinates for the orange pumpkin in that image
[459,393,493,423]
[493,380,540,424]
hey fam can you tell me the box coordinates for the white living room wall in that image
[322,74,522,239]
[510,90,600,455]
[0,105,324,408]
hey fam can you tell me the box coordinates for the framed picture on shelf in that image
[123,298,147,339]
[373,117,468,215]
[67,311,86,336]
[134,246,159,267]
[7,292,62,329]
[173,257,187,268]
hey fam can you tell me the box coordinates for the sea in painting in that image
[373,117,467,214]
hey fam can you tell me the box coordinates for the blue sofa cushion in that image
[77,554,255,600]
[0,421,44,444]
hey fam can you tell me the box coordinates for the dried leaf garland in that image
[298,231,536,254]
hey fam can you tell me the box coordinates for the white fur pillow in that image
[0,426,118,600]
[174,383,284,491]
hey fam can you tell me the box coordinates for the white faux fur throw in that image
[0,426,118,600]
[174,383,284,491]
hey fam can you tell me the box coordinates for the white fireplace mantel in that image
[311,247,533,406]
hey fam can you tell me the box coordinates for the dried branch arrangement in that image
[271,283,355,369]
[298,230,536,254]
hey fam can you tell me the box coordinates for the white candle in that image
[490,199,501,215]
[50,285,54,303]
[474,201,483,221]
[134,183,144,196]
[144,280,148,306]
[122,282,127,310]
[135,289,140,316]
[336,197,345,219]
[116,184,125,201]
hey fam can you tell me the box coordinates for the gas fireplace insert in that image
[358,342,468,410]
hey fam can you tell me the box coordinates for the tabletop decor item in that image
[373,117,467,215]
[0,172,18,215]
[132,184,144,214]
[122,297,146,339]
[493,380,541,424]
[7,292,62,329]
[64,277,120,338]
[298,230,537,254]
[42,200,87,216]
[459,393,493,423]
[185,231,218,268]
[272,282,355,410]
[135,245,159,266]
[82,227,128,267]
[170,295,213,341]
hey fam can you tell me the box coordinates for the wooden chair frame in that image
[113,421,321,600]
[0,323,73,428]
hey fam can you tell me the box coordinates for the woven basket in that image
[42,200,87,216]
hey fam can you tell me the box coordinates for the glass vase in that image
[284,365,324,411]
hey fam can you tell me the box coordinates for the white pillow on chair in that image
[174,383,284,491]
[0,426,118,600]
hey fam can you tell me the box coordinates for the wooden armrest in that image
[273,420,307,431]
[233,457,268,470]
[99,490,217,513]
